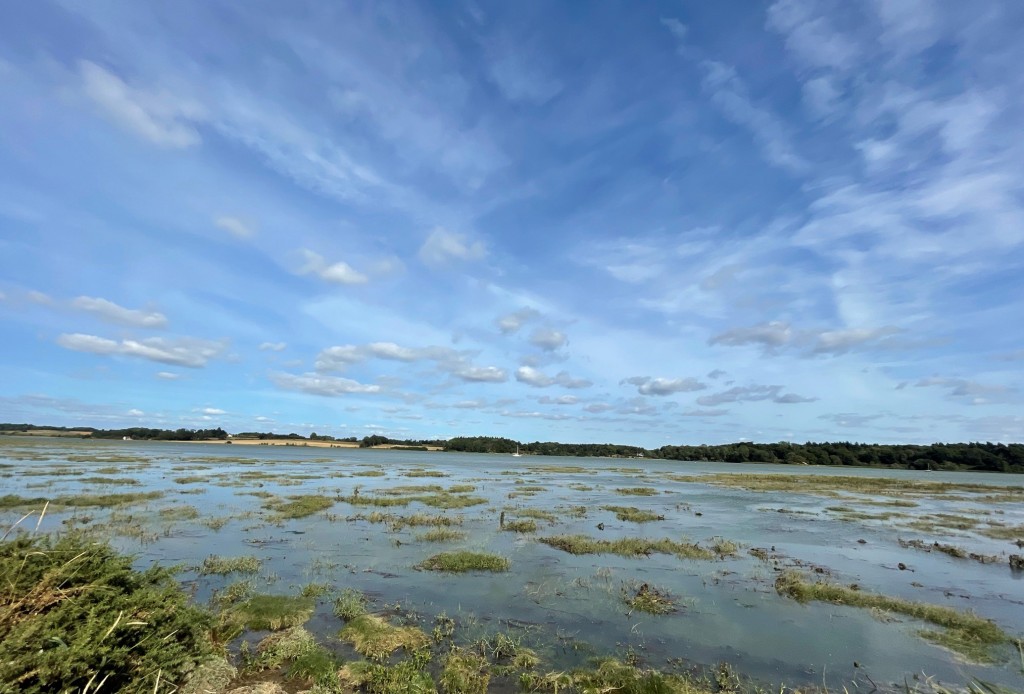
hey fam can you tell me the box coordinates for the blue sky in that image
[1,1,1022,446]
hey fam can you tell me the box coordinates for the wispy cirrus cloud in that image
[515,367,592,389]
[79,60,203,148]
[57,333,224,368]
[70,296,168,328]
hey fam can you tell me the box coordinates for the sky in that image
[1,1,1023,447]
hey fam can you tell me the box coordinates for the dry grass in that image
[539,534,715,560]
[338,613,429,661]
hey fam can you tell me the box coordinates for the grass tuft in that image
[539,534,715,560]
[775,571,1009,661]
[603,506,662,523]
[199,555,262,575]
[230,594,315,631]
[338,613,430,660]
[417,551,510,573]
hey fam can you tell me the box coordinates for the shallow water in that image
[2,436,1023,690]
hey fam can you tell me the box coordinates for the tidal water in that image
[2,437,1022,690]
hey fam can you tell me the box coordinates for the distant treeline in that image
[3,424,1022,472]
[445,437,1024,473]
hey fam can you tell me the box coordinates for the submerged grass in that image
[339,613,430,660]
[199,554,262,575]
[417,551,510,573]
[603,505,663,523]
[229,594,315,631]
[623,582,678,615]
[775,571,1010,662]
[539,534,716,560]
[700,473,1024,501]
[503,519,538,533]
[264,494,335,519]
[416,528,467,542]
[615,487,660,496]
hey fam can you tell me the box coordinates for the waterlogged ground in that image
[2,436,1023,691]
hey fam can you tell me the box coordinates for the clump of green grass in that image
[174,476,206,484]
[514,508,557,522]
[448,484,476,493]
[979,524,1024,540]
[339,613,430,660]
[230,594,315,631]
[442,648,491,693]
[503,519,538,533]
[615,487,659,496]
[246,625,340,686]
[211,580,255,608]
[0,533,214,693]
[416,528,467,542]
[339,659,435,693]
[203,516,230,531]
[264,494,335,519]
[603,506,662,523]
[57,491,165,507]
[710,538,739,557]
[700,473,1024,502]
[404,470,447,477]
[159,504,200,520]
[520,659,706,694]
[539,534,715,560]
[417,551,510,573]
[333,588,369,620]
[199,554,262,575]
[775,571,1009,661]
[623,582,677,615]
[299,582,332,599]
[353,469,387,477]
[78,476,141,486]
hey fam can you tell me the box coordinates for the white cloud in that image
[701,61,808,173]
[696,385,816,406]
[529,327,568,351]
[710,322,792,349]
[497,307,539,334]
[801,76,842,119]
[272,372,381,396]
[201,407,226,415]
[298,249,368,285]
[623,376,707,396]
[71,296,168,328]
[515,366,592,389]
[418,227,485,267]
[487,41,563,105]
[314,342,461,372]
[539,395,579,405]
[79,61,202,148]
[215,216,255,238]
[810,326,901,355]
[27,290,53,305]
[584,402,614,413]
[452,365,507,383]
[660,17,689,44]
[259,342,288,352]
[127,408,145,417]
[57,333,224,368]
[765,0,860,71]
[155,371,180,380]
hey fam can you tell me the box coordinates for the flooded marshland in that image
[2,436,1023,692]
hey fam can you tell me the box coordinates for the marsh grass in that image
[0,533,214,693]
[442,648,491,693]
[339,658,435,693]
[603,506,663,523]
[979,524,1024,540]
[353,470,387,477]
[333,588,370,620]
[343,490,487,510]
[339,613,430,660]
[299,582,332,599]
[230,594,315,631]
[775,571,1009,661]
[417,551,510,573]
[623,582,677,615]
[247,626,339,685]
[503,519,538,533]
[416,527,467,542]
[199,554,262,575]
[78,476,140,486]
[701,473,1024,502]
[539,534,716,560]
[615,487,659,496]
[174,475,207,484]
[404,470,447,478]
[264,494,335,519]
[520,659,711,694]
[513,508,557,522]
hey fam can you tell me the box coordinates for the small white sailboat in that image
[512,445,522,457]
